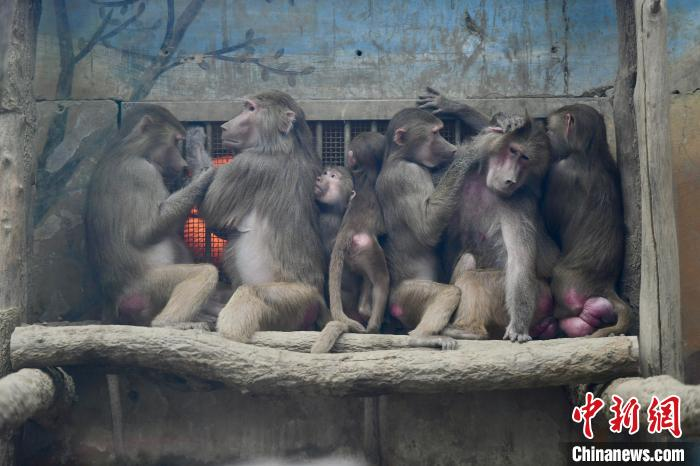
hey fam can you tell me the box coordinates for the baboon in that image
[199,90,329,342]
[417,88,559,342]
[329,132,389,334]
[312,133,391,353]
[86,105,218,327]
[316,166,355,260]
[442,117,554,342]
[376,108,480,350]
[543,104,631,337]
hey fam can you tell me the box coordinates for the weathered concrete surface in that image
[24,368,582,465]
[30,100,117,323]
[380,389,580,465]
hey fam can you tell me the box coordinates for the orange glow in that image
[183,155,233,265]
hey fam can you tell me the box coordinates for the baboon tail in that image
[310,320,351,353]
[591,290,632,338]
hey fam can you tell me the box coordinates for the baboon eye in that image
[521,154,530,161]
[331,174,336,178]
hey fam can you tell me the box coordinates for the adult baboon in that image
[543,104,630,337]
[376,108,480,349]
[86,105,217,327]
[417,88,559,342]
[200,91,329,342]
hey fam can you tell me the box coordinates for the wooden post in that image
[634,0,683,379]
[0,1,40,463]
[614,0,641,334]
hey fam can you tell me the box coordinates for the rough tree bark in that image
[11,325,640,396]
[0,368,75,432]
[614,0,641,334]
[634,0,683,379]
[0,1,40,464]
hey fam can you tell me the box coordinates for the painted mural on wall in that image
[34,0,628,103]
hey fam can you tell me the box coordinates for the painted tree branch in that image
[0,368,75,432]
[12,325,639,397]
[602,375,700,436]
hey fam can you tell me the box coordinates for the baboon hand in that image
[185,126,213,176]
[503,322,532,343]
[416,87,460,115]
[490,112,526,133]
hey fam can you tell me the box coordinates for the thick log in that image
[12,325,639,396]
[0,368,75,432]
[0,1,41,462]
[602,375,700,436]
[634,0,683,379]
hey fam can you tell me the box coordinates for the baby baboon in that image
[200,90,329,342]
[543,104,631,337]
[376,108,480,350]
[86,105,217,327]
[316,166,355,260]
[312,133,390,352]
[446,253,558,340]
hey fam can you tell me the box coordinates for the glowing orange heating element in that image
[183,155,232,265]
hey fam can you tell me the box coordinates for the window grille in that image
[183,117,461,267]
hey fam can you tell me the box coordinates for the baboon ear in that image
[347,149,356,167]
[349,190,356,201]
[565,112,574,128]
[134,115,155,134]
[280,110,296,134]
[393,128,407,145]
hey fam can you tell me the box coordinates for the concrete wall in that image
[24,1,700,464]
[21,368,582,466]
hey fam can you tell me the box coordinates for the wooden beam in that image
[634,0,683,379]
[124,97,615,123]
[11,325,640,396]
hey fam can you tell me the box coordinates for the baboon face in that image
[485,139,531,196]
[395,121,457,168]
[314,167,353,206]
[221,99,262,151]
[221,96,298,152]
[142,118,187,186]
[480,121,550,197]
